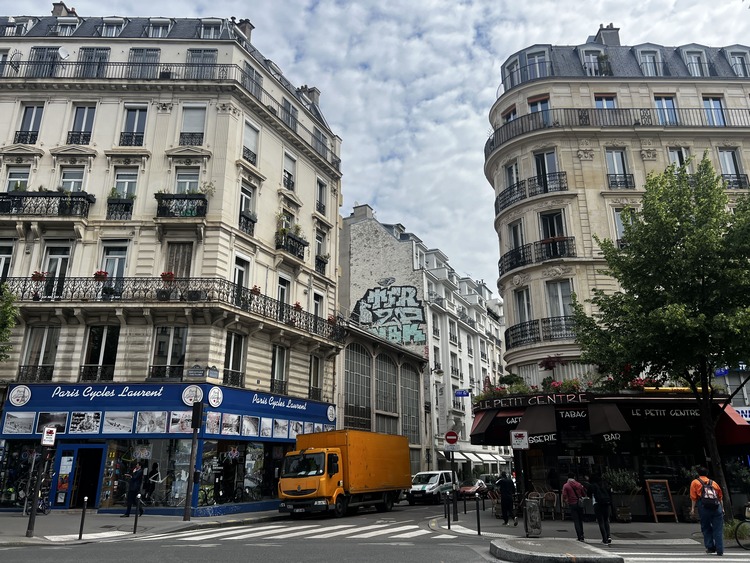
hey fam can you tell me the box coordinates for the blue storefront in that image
[0,383,336,515]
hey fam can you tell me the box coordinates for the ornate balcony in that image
[495,180,527,215]
[67,130,91,145]
[271,379,287,395]
[527,171,568,197]
[106,198,134,220]
[534,237,576,261]
[0,191,96,218]
[275,232,308,260]
[149,365,185,380]
[223,369,244,387]
[607,174,636,189]
[242,146,257,166]
[155,193,207,218]
[119,131,144,146]
[498,244,534,276]
[505,316,575,350]
[309,387,322,401]
[179,132,203,146]
[722,174,750,189]
[314,255,328,275]
[17,365,54,382]
[14,130,38,144]
[239,210,256,236]
[79,364,115,382]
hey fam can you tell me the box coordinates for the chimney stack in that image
[51,2,75,17]
[594,22,620,46]
[236,19,254,42]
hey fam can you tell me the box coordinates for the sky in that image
[17,0,750,296]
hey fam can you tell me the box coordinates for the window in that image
[533,150,558,191]
[606,149,633,188]
[546,279,572,317]
[613,207,627,247]
[102,244,127,279]
[17,104,43,144]
[242,63,263,98]
[703,97,726,127]
[43,245,70,299]
[224,332,244,387]
[127,48,159,79]
[82,326,120,382]
[316,179,327,214]
[0,243,12,282]
[120,106,147,146]
[505,60,520,88]
[76,47,109,78]
[166,242,193,278]
[375,355,398,414]
[667,147,690,168]
[180,106,205,146]
[503,107,517,123]
[186,49,217,80]
[283,153,296,190]
[113,168,137,198]
[309,355,323,400]
[271,345,288,393]
[281,98,298,131]
[514,288,531,324]
[313,127,328,157]
[99,22,123,37]
[655,96,678,126]
[529,98,550,127]
[730,52,749,77]
[68,105,95,144]
[201,24,221,39]
[60,167,84,191]
[686,52,705,77]
[56,23,77,36]
[0,51,8,78]
[527,51,548,79]
[28,47,60,78]
[540,210,565,239]
[277,276,290,306]
[148,21,171,37]
[508,220,524,250]
[718,148,746,188]
[584,50,603,76]
[640,51,660,76]
[240,181,255,214]
[242,121,259,165]
[505,161,519,188]
[22,326,61,380]
[6,166,30,191]
[344,343,372,430]
[175,168,199,193]
[315,229,326,257]
[595,96,616,109]
[400,364,420,444]
[151,326,187,379]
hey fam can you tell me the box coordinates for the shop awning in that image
[516,405,557,438]
[477,453,496,462]
[470,409,498,441]
[463,452,482,463]
[588,403,631,435]
[439,451,468,461]
[716,405,750,446]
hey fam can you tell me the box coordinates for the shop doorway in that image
[54,445,105,509]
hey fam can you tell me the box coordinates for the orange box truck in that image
[278,429,411,517]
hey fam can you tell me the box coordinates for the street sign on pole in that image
[41,427,56,447]
[445,430,459,445]
[454,389,470,397]
[444,443,459,452]
[511,430,529,450]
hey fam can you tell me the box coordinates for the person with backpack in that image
[589,474,612,545]
[689,466,724,556]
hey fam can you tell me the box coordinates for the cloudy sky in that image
[20,0,750,294]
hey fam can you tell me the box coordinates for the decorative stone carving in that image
[640,138,654,147]
[154,102,173,112]
[542,265,572,278]
[217,102,241,116]
[605,140,627,148]
[577,149,594,160]
[640,149,657,161]
[511,273,530,286]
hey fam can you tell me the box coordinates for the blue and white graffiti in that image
[353,286,426,344]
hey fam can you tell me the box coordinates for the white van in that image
[406,470,457,505]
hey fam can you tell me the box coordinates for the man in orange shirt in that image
[689,466,724,556]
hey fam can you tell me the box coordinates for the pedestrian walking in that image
[589,474,612,545]
[121,461,145,517]
[561,472,587,542]
[690,466,724,556]
[496,471,517,526]
[143,462,158,502]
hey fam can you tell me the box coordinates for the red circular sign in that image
[445,431,458,444]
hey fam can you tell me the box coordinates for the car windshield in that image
[460,479,478,487]
[413,473,439,485]
[280,453,325,477]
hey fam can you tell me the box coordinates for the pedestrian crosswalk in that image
[109,520,457,543]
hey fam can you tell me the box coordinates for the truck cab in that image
[278,448,344,516]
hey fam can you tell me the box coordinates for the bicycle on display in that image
[736,518,750,550]
[23,472,54,516]
[198,485,215,506]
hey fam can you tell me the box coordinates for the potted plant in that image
[327,314,337,325]
[603,468,641,522]
[161,271,176,282]
[293,301,303,311]
[93,270,108,282]
[250,285,261,296]
[31,270,48,282]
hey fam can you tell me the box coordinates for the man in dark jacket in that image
[121,462,145,517]
[496,472,517,526]
[589,474,612,544]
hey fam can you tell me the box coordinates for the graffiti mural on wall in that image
[353,285,426,345]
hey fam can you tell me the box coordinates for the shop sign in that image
[629,408,699,418]
[527,433,557,445]
[186,364,204,378]
[737,407,750,421]
[476,392,589,411]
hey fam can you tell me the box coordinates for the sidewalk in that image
[0,508,286,547]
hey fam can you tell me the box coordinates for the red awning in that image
[717,406,750,446]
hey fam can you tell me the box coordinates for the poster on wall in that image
[169,411,192,433]
[242,415,259,437]
[205,412,221,434]
[304,422,314,434]
[36,412,68,434]
[273,419,289,439]
[260,417,273,437]
[102,412,134,433]
[3,412,35,434]
[222,414,240,435]
[289,420,303,439]
[135,411,168,434]
[69,412,102,434]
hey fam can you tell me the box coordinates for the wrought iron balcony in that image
[527,171,568,197]
[486,107,750,159]
[607,174,636,189]
[316,200,326,215]
[722,174,750,189]
[309,386,322,401]
[534,237,576,261]
[541,316,576,341]
[505,316,575,350]
[0,191,96,218]
[223,369,244,387]
[275,232,308,260]
[270,379,288,395]
[119,131,144,146]
[79,364,115,382]
[450,366,459,376]
[498,244,534,276]
[432,327,440,337]
[314,255,328,275]
[67,130,91,145]
[106,198,134,220]
[504,320,542,349]
[239,211,256,236]
[501,60,555,91]
[14,130,38,144]
[282,172,295,190]
[149,365,185,380]
[242,146,257,166]
[449,333,458,344]
[155,193,207,218]
[17,365,54,382]
[495,180,527,214]
[4,276,346,343]
[179,132,204,146]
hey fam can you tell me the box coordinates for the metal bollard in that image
[453,490,459,522]
[78,496,88,540]
[133,493,141,533]
[446,493,451,530]
[463,494,467,514]
[475,494,481,536]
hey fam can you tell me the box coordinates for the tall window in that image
[313,127,328,157]
[584,50,601,76]
[534,150,557,185]
[70,105,96,144]
[316,179,327,215]
[400,364,420,444]
[595,96,616,109]
[606,149,631,188]
[546,279,572,317]
[315,229,326,258]
[640,51,659,76]
[686,52,705,77]
[6,166,30,191]
[613,208,627,247]
[277,276,290,306]
[23,326,61,378]
[505,161,519,188]
[114,168,137,198]
[28,47,59,78]
[344,343,372,430]
[718,148,744,188]
[667,147,690,168]
[0,243,12,282]
[703,97,726,127]
[82,326,120,381]
[281,98,298,131]
[175,168,199,193]
[77,48,109,78]
[224,332,244,387]
[527,52,547,79]
[240,181,255,214]
[243,121,259,165]
[127,48,159,79]
[148,22,171,37]
[186,49,217,80]
[514,288,531,324]
[60,167,84,191]
[180,107,205,146]
[152,326,187,378]
[540,210,565,239]
[200,24,221,39]
[655,96,678,126]
[283,153,296,190]
[508,220,524,250]
[242,63,263,98]
[17,105,43,143]
[271,345,288,393]
[375,355,398,434]
[506,60,520,88]
[730,52,749,77]
[121,106,147,146]
[309,355,323,400]
[100,22,123,37]
[165,242,193,278]
[43,245,70,301]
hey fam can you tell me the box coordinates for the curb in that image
[489,538,625,563]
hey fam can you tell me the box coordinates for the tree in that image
[573,155,750,515]
[0,283,18,362]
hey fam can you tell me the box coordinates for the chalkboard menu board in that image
[645,479,678,522]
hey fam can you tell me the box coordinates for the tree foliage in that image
[0,284,17,362]
[572,154,750,508]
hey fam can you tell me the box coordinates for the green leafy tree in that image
[573,155,750,514]
[0,284,18,362]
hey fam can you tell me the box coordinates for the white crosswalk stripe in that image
[349,525,420,538]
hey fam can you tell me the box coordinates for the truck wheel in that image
[382,493,394,512]
[408,497,415,506]
[334,495,347,518]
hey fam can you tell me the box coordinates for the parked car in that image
[458,478,488,499]
[479,474,499,491]
[407,470,456,505]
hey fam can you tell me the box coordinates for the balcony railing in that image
[499,237,576,277]
[0,192,96,218]
[449,333,458,344]
[67,130,91,144]
[79,364,115,382]
[4,276,346,343]
[223,369,244,387]
[607,174,636,189]
[282,172,295,190]
[271,379,288,395]
[316,200,326,215]
[155,193,207,218]
[17,365,54,382]
[505,315,575,350]
[314,255,328,275]
[14,130,38,144]
[527,171,568,197]
[242,146,257,166]
[722,174,750,189]
[309,386,322,401]
[501,61,555,91]
[275,232,308,260]
[2,60,341,173]
[239,211,256,236]
[119,131,144,146]
[149,365,184,380]
[179,132,204,146]
[106,198,134,220]
[486,106,750,159]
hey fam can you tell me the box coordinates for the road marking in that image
[44,531,130,542]
[313,523,391,538]
[390,529,432,538]
[349,525,419,538]
[222,526,320,540]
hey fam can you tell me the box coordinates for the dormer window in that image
[201,23,221,39]
[728,50,749,77]
[686,51,706,77]
[49,19,77,36]
[526,51,548,80]
[638,49,665,77]
[98,19,124,37]
[148,19,171,38]
[505,59,520,89]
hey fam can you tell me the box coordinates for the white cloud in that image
[19,0,750,290]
